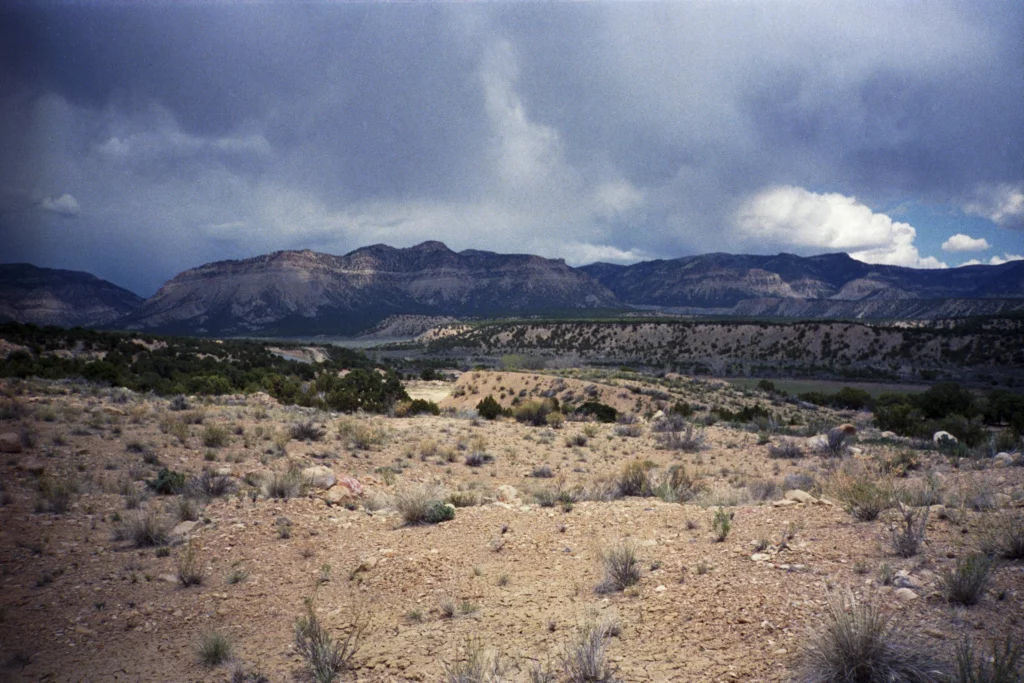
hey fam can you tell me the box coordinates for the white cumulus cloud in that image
[735,185,946,268]
[40,193,80,216]
[959,253,1024,267]
[941,233,990,252]
[964,184,1024,229]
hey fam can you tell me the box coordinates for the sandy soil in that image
[0,376,1021,682]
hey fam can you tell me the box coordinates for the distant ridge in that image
[4,244,1023,334]
[0,264,143,328]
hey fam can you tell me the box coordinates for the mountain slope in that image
[117,241,618,336]
[580,253,1024,309]
[0,264,143,328]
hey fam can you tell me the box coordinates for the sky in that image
[1,1,1022,297]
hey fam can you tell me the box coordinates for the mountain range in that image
[2,243,1023,335]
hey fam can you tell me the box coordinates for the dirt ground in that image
[0,372,1021,682]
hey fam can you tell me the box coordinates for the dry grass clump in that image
[394,485,455,525]
[290,421,324,442]
[769,439,805,459]
[980,510,1024,560]
[201,424,230,448]
[294,597,363,683]
[955,635,1023,683]
[942,553,993,606]
[888,505,929,558]
[827,468,894,522]
[655,423,705,452]
[443,639,505,683]
[795,591,946,683]
[264,468,306,500]
[197,631,233,667]
[561,621,618,683]
[617,460,655,497]
[178,540,205,587]
[34,473,79,514]
[595,541,641,594]
[115,510,170,547]
[654,464,706,503]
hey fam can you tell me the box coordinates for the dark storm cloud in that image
[1,1,1021,294]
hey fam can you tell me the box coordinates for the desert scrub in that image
[656,423,706,452]
[888,505,929,558]
[394,485,455,525]
[265,468,306,499]
[444,639,505,683]
[34,473,79,514]
[197,631,233,667]
[561,620,618,683]
[794,591,946,683]
[828,469,894,521]
[294,597,363,683]
[617,460,656,497]
[768,439,804,459]
[955,635,1023,683]
[178,540,205,587]
[942,553,993,606]
[115,510,170,547]
[290,421,324,442]
[654,464,706,503]
[595,541,641,593]
[980,510,1024,560]
[712,507,732,541]
[201,424,230,448]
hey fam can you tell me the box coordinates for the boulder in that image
[324,486,357,507]
[836,423,857,435]
[784,489,816,504]
[881,431,898,439]
[15,458,45,475]
[496,485,520,503]
[302,466,337,490]
[807,434,829,451]
[0,432,22,454]
[933,431,957,446]
[893,587,919,602]
[993,453,1015,469]
[336,475,363,497]
[169,520,199,545]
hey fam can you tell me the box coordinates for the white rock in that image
[301,466,336,490]
[784,489,816,504]
[933,431,957,446]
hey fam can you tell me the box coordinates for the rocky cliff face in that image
[0,264,143,328]
[117,241,618,336]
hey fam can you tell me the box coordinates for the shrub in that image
[202,424,230,448]
[532,465,554,478]
[712,508,731,542]
[176,496,202,522]
[514,399,557,426]
[888,505,929,558]
[197,631,233,667]
[546,411,565,428]
[942,553,993,606]
[955,635,1023,683]
[747,478,780,502]
[395,399,440,417]
[464,452,494,467]
[476,396,503,420]
[169,395,190,411]
[395,486,450,526]
[795,591,946,683]
[178,540,205,587]
[265,469,306,500]
[769,439,804,459]
[617,460,655,497]
[35,474,78,514]
[596,542,640,594]
[444,639,505,683]
[981,510,1024,560]
[656,423,705,452]
[654,464,705,503]
[187,470,234,499]
[561,621,618,683]
[290,421,324,442]
[116,511,169,547]
[425,500,456,524]
[829,471,893,521]
[148,468,187,495]
[575,401,617,423]
[294,598,362,683]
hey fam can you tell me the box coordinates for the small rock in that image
[929,504,947,519]
[16,457,45,474]
[772,499,798,507]
[168,520,198,545]
[924,627,946,640]
[0,432,23,454]
[881,431,898,439]
[750,553,770,562]
[654,585,666,593]
[324,486,357,507]
[894,587,918,602]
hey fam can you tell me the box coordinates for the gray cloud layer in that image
[2,2,1022,294]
